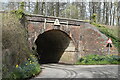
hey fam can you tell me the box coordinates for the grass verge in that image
[76,54,120,65]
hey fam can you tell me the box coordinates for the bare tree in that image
[117,1,120,26]
[55,1,60,17]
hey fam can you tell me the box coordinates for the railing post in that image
[44,19,46,30]
[42,19,46,33]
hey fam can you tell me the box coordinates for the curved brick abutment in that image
[26,14,118,64]
[35,29,76,64]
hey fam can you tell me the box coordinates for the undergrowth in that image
[4,55,41,80]
[76,54,120,65]
[2,13,41,79]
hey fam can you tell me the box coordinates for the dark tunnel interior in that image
[35,29,72,64]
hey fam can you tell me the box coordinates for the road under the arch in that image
[35,29,72,64]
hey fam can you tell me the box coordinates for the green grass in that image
[76,54,120,65]
[3,55,41,80]
[91,22,120,53]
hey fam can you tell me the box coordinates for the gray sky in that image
[0,0,120,3]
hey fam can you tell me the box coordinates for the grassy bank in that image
[76,54,120,65]
[91,22,120,53]
[2,13,41,79]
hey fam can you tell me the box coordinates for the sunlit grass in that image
[76,54,120,65]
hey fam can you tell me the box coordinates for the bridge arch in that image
[35,29,76,64]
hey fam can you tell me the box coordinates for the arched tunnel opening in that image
[35,29,72,64]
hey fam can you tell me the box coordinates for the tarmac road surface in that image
[30,64,120,79]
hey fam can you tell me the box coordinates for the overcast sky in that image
[0,0,120,3]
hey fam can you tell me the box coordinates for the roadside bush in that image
[76,54,120,65]
[7,55,40,79]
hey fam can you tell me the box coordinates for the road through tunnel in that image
[35,29,74,64]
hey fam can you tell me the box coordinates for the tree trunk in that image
[56,1,59,17]
[105,3,109,25]
[117,1,120,26]
[113,5,115,26]
[110,2,112,25]
[102,2,106,24]
[89,2,92,20]
[97,2,101,23]
[50,3,54,16]
[34,1,39,14]
[41,2,45,15]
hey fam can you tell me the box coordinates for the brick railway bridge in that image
[24,14,117,64]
